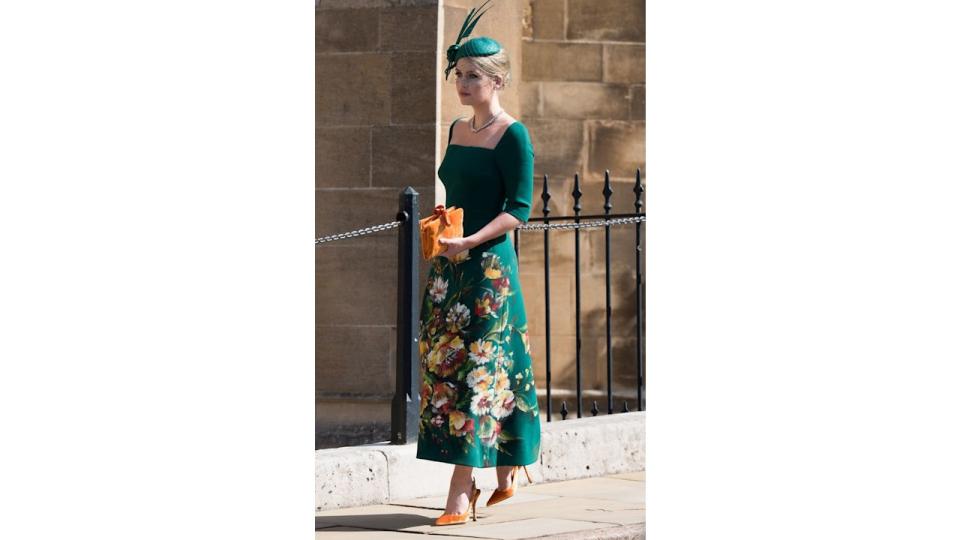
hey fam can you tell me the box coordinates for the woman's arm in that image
[465,212,522,248]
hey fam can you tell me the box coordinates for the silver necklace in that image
[470,109,503,133]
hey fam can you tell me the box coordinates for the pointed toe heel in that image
[434,478,481,526]
[486,465,533,507]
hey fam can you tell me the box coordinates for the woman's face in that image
[453,58,499,105]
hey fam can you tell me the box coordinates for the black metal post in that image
[602,170,613,415]
[541,175,552,422]
[391,187,420,444]
[634,168,645,412]
[572,173,584,418]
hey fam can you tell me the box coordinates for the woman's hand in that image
[438,236,474,260]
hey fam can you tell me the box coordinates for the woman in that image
[416,0,541,527]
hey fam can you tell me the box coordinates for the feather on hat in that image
[444,0,502,80]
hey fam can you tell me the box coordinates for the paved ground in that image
[316,471,645,539]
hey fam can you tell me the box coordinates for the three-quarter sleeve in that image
[494,123,535,224]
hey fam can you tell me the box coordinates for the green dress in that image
[416,118,541,468]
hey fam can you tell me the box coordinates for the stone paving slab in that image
[316,501,528,532]
[315,503,440,531]
[538,523,646,540]
[424,517,620,539]
[607,471,645,482]
[317,474,645,539]
[315,526,487,539]
[390,490,562,510]
[489,496,644,526]
[522,477,645,505]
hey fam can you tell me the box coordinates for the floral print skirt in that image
[416,236,541,468]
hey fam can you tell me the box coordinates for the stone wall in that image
[519,0,646,415]
[315,0,439,448]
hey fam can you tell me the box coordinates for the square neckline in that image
[447,118,518,151]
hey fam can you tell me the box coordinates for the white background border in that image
[2,1,959,538]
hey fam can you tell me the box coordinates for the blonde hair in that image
[463,49,512,90]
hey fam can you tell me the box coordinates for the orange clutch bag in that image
[418,204,464,260]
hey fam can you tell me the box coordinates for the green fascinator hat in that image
[444,0,503,80]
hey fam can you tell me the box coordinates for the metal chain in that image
[517,215,646,231]
[315,215,645,244]
[315,220,403,244]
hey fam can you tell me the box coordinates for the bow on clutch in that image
[418,204,465,260]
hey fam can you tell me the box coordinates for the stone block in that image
[315,417,392,450]
[316,240,399,326]
[316,127,371,189]
[439,6,468,125]
[533,174,604,218]
[519,271,576,336]
[541,82,630,120]
[318,0,382,8]
[575,173,644,217]
[533,174,573,216]
[383,0,438,6]
[316,324,395,394]
[568,0,645,42]
[516,221,581,267]
[441,6,468,44]
[539,411,645,481]
[570,335,604,391]
[315,411,644,509]
[523,42,603,82]
[604,43,645,84]
[315,8,379,53]
[315,186,407,240]
[441,0,475,8]
[575,335,642,399]
[578,240,640,326]
[371,125,436,188]
[524,305,641,399]
[610,337,642,394]
[582,225,641,279]
[390,52,436,124]
[315,447,389,511]
[317,54,391,125]
[380,7,437,51]
[532,0,565,40]
[587,121,645,177]
[519,81,541,118]
[528,333,589,391]
[629,84,645,121]
[581,226,644,288]
[522,0,534,39]
[524,118,584,178]
[576,294,629,342]
[380,443,459,501]
[315,398,392,450]
[532,335,580,390]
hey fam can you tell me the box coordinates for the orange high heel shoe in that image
[434,477,481,526]
[485,465,533,507]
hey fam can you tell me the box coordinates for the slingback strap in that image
[521,465,533,484]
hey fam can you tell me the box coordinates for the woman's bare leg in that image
[443,464,475,514]
[495,465,514,490]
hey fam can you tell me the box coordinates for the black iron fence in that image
[316,168,645,445]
